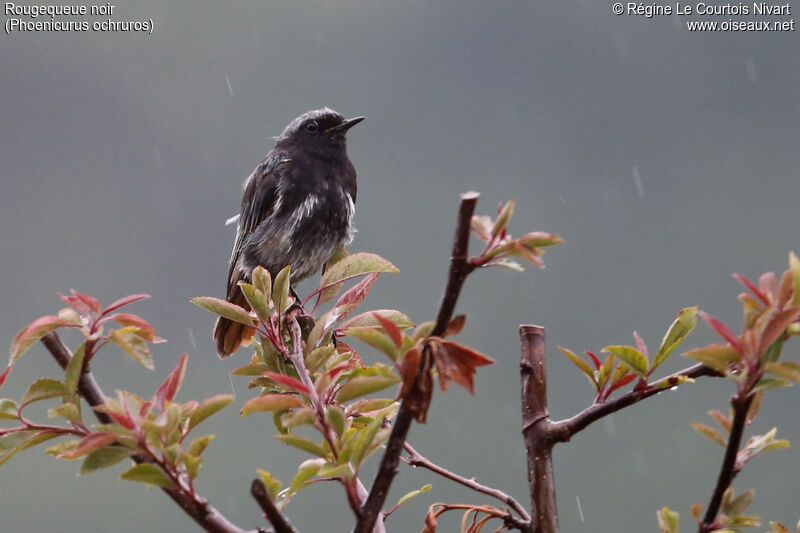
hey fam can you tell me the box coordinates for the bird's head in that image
[276,108,364,154]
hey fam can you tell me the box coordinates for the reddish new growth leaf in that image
[154,352,188,412]
[372,311,403,348]
[398,337,494,423]
[699,311,743,353]
[100,294,151,316]
[0,366,11,390]
[103,313,164,343]
[442,315,466,337]
[262,371,312,396]
[733,273,770,306]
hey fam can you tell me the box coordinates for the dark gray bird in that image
[215,108,364,357]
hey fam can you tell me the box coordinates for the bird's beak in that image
[325,116,365,133]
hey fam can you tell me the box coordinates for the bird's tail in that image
[213,284,256,358]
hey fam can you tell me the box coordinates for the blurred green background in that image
[2,1,799,531]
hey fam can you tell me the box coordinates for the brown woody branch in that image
[697,392,754,532]
[354,191,480,533]
[251,479,299,533]
[554,363,721,440]
[41,332,255,533]
[403,442,530,527]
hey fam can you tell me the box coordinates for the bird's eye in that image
[305,121,319,133]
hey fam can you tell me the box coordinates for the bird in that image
[214,108,364,358]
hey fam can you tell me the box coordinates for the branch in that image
[41,333,254,533]
[251,479,299,533]
[519,325,556,533]
[554,363,721,439]
[355,191,480,533]
[403,442,530,527]
[698,392,754,532]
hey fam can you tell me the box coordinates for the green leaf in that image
[557,346,596,385]
[64,344,87,400]
[251,266,272,302]
[340,309,415,331]
[275,434,329,458]
[654,306,698,371]
[691,422,727,447]
[187,394,234,430]
[273,265,292,314]
[9,315,64,364]
[318,253,400,305]
[120,463,174,488]
[257,469,282,501]
[187,435,214,457]
[184,454,202,480]
[306,346,337,372]
[0,399,19,420]
[790,251,800,306]
[238,283,270,322]
[241,394,303,417]
[491,199,515,238]
[395,484,432,509]
[518,232,563,248]
[109,330,154,370]
[764,361,800,382]
[80,447,132,474]
[723,488,754,516]
[351,415,383,468]
[288,458,324,493]
[341,327,399,361]
[190,297,255,327]
[21,378,66,407]
[603,345,648,378]
[683,344,740,373]
[48,402,81,423]
[326,405,347,436]
[656,506,680,533]
[753,377,791,392]
[336,375,400,403]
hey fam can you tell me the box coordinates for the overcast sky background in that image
[1,1,799,531]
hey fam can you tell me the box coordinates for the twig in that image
[355,192,480,533]
[251,479,299,533]
[698,392,754,532]
[555,363,721,440]
[403,442,531,526]
[519,325,556,533]
[41,332,254,533]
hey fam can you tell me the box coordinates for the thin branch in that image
[554,363,721,440]
[41,332,254,533]
[403,442,531,525]
[355,191,480,533]
[698,392,754,532]
[251,479,299,533]
[519,325,556,533]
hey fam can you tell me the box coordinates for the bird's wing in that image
[225,154,285,298]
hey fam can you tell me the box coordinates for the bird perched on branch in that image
[214,108,364,357]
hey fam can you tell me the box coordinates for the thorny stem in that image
[403,442,531,526]
[40,333,255,533]
[698,392,755,532]
[355,191,480,533]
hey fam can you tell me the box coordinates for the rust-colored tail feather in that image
[213,287,256,358]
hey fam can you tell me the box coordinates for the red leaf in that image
[262,372,311,395]
[397,346,433,423]
[632,331,649,361]
[327,361,354,381]
[100,294,151,317]
[105,313,156,342]
[0,366,11,390]
[607,373,637,395]
[759,272,778,300]
[443,315,466,337]
[433,339,495,394]
[10,315,65,363]
[700,311,742,353]
[333,272,380,318]
[59,432,119,459]
[733,273,770,306]
[58,292,91,315]
[586,351,602,370]
[758,307,800,356]
[71,290,101,314]
[155,352,188,412]
[372,311,403,348]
